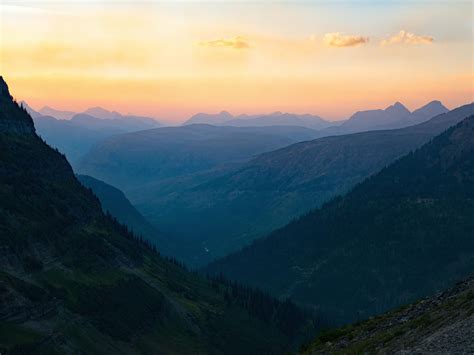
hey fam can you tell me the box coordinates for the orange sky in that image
[1,1,472,122]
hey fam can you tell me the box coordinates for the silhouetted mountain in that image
[183,110,234,125]
[20,101,41,119]
[77,124,322,190]
[313,101,449,138]
[132,104,472,266]
[39,105,77,120]
[411,100,449,124]
[0,78,35,135]
[77,174,172,255]
[342,102,410,131]
[302,276,474,354]
[206,113,474,324]
[181,102,447,134]
[0,76,320,353]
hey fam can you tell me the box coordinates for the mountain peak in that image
[386,101,410,114]
[0,77,35,135]
[417,100,447,111]
[412,100,449,121]
[0,76,11,99]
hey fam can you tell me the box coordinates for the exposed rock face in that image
[0,76,35,135]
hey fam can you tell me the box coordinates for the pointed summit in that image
[0,76,35,135]
[0,76,11,99]
[385,101,410,115]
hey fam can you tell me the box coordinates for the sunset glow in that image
[1,0,472,122]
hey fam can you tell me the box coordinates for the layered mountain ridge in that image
[206,112,474,324]
[130,103,471,266]
[77,124,323,190]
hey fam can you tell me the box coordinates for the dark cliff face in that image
[0,76,35,135]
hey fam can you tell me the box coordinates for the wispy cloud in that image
[381,30,434,46]
[198,36,250,50]
[323,32,369,47]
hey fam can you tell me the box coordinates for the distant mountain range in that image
[184,110,235,125]
[130,104,470,266]
[1,76,319,354]
[77,124,323,190]
[182,101,448,133]
[339,101,447,132]
[39,105,77,120]
[206,112,474,324]
[183,111,337,130]
[302,100,448,138]
[23,103,163,124]
[24,105,162,166]
[69,113,161,132]
[24,100,448,134]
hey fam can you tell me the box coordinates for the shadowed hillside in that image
[131,104,472,266]
[0,76,320,354]
[207,113,474,324]
[77,174,173,256]
[77,124,322,190]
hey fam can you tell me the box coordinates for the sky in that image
[0,0,472,122]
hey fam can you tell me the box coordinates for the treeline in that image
[104,211,187,268]
[207,273,326,338]
[104,210,326,339]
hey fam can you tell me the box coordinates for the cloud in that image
[323,32,369,47]
[381,30,434,46]
[198,36,250,50]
